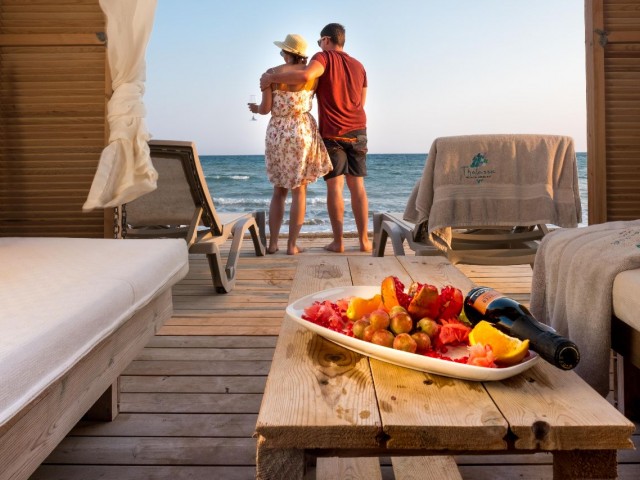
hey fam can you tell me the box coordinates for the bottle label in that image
[471,288,504,315]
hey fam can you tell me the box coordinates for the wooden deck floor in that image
[32,236,640,479]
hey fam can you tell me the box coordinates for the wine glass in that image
[249,95,258,121]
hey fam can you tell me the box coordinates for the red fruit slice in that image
[407,283,440,320]
[437,318,471,346]
[438,285,464,320]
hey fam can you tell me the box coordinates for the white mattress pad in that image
[0,237,189,426]
[613,268,640,332]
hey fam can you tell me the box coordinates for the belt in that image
[324,136,358,143]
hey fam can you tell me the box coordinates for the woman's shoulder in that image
[272,64,315,92]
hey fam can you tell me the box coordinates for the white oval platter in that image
[286,285,539,382]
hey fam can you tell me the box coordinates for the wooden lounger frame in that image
[0,288,173,480]
[612,316,640,420]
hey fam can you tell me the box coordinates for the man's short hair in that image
[320,23,345,47]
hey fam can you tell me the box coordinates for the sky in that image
[144,0,587,155]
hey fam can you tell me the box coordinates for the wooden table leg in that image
[256,435,305,480]
[553,450,617,479]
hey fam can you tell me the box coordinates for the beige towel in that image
[403,134,582,250]
[530,220,640,396]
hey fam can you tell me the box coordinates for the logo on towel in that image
[462,153,495,184]
[470,153,488,168]
[610,229,640,248]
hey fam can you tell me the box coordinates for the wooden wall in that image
[586,0,640,224]
[0,0,108,238]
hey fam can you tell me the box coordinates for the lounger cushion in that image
[613,269,640,332]
[0,237,188,426]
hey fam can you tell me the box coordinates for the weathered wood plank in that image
[392,456,463,480]
[133,347,274,361]
[71,413,258,437]
[316,457,382,480]
[145,335,277,348]
[44,437,256,465]
[120,375,266,393]
[163,317,283,326]
[32,465,257,480]
[119,393,263,414]
[156,325,282,336]
[123,360,272,376]
[485,361,635,450]
[255,256,382,451]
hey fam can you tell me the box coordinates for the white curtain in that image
[83,0,158,212]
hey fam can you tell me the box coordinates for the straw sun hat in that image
[273,33,308,58]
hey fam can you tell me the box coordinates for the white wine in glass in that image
[249,95,257,121]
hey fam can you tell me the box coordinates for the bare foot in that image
[287,246,305,255]
[323,241,344,253]
[267,246,279,254]
[360,240,372,253]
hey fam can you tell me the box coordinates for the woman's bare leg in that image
[287,184,307,255]
[268,186,288,253]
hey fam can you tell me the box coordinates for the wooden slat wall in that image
[587,0,640,223]
[0,0,108,237]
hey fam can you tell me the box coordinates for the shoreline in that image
[273,231,365,239]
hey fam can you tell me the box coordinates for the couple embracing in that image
[249,23,371,255]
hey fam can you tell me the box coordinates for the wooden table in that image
[255,256,634,479]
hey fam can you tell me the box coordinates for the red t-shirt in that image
[311,50,367,138]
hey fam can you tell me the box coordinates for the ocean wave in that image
[206,174,250,181]
[216,198,271,207]
[283,217,328,226]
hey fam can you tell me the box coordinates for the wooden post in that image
[82,380,118,421]
[585,0,607,225]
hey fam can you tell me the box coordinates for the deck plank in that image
[33,236,640,480]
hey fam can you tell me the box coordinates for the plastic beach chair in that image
[373,212,546,266]
[122,140,266,293]
[372,134,582,266]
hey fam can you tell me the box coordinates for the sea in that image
[201,153,588,235]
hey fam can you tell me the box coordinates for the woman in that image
[249,34,332,255]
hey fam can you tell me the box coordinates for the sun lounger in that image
[373,212,547,265]
[0,237,188,480]
[122,140,266,293]
[374,134,581,266]
[612,268,640,420]
[530,220,640,416]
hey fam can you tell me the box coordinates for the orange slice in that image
[469,320,530,366]
[346,294,383,321]
[380,276,400,311]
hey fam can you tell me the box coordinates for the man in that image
[260,23,371,253]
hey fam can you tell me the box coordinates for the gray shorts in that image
[323,129,367,180]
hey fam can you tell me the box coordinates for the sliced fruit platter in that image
[285,276,538,381]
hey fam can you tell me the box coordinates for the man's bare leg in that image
[346,175,371,252]
[324,175,345,252]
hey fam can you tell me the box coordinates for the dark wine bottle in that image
[464,286,580,370]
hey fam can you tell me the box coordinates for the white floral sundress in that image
[265,89,332,189]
